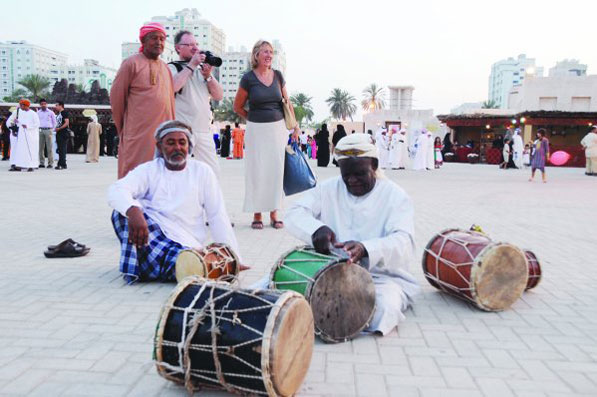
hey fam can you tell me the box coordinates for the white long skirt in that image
[243,119,287,213]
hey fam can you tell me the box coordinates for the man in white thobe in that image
[388,128,400,169]
[426,131,435,170]
[107,120,240,283]
[285,133,419,335]
[581,126,597,176]
[411,130,429,170]
[375,128,390,169]
[512,129,524,169]
[6,99,40,172]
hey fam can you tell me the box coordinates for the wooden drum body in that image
[422,229,528,311]
[270,246,376,343]
[175,243,239,282]
[154,277,314,396]
[523,249,542,290]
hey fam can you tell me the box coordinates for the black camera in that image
[200,51,222,67]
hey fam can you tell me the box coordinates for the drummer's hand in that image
[126,206,149,248]
[335,240,368,264]
[291,127,300,142]
[312,226,336,254]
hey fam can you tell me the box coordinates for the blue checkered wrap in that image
[111,211,186,284]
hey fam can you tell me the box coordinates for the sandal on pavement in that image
[270,220,284,229]
[44,240,90,258]
[251,220,264,230]
[47,238,86,252]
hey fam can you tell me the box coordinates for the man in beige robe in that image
[110,22,175,178]
[86,115,102,163]
[581,126,597,176]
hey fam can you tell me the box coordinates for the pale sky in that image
[5,0,596,120]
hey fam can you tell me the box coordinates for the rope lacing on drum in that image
[157,281,277,396]
[423,230,481,305]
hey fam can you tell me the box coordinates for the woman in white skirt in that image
[234,39,299,229]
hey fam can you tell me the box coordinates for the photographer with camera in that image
[169,30,223,177]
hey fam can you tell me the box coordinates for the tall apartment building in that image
[271,39,287,77]
[488,54,544,109]
[0,41,68,98]
[149,8,225,56]
[548,59,587,77]
[121,41,177,64]
[220,46,250,101]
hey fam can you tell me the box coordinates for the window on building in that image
[539,97,557,110]
[571,97,590,111]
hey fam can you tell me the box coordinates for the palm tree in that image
[214,98,245,124]
[17,74,51,101]
[2,88,29,103]
[290,93,314,127]
[326,88,357,121]
[361,83,385,111]
[482,100,498,109]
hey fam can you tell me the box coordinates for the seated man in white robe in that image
[108,120,241,283]
[268,134,419,335]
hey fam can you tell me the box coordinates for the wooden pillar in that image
[523,124,533,144]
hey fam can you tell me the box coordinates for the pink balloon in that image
[550,150,570,166]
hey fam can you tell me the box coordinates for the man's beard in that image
[164,152,187,168]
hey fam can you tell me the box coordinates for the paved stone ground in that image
[1,154,596,396]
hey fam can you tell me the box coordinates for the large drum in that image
[523,249,542,290]
[175,243,239,282]
[270,246,376,343]
[422,229,528,311]
[154,277,314,396]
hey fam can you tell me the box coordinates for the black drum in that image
[154,277,314,396]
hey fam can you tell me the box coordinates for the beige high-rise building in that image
[149,8,225,56]
[271,39,286,77]
[221,46,250,101]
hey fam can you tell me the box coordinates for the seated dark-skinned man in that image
[107,120,240,283]
[286,133,419,335]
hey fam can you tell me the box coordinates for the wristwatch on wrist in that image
[205,76,213,82]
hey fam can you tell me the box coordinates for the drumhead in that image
[269,245,338,295]
[472,243,528,311]
[175,250,207,282]
[263,293,314,397]
[306,262,376,343]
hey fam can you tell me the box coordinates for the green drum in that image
[270,246,376,343]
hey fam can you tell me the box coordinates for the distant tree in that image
[326,88,357,121]
[2,88,29,102]
[290,93,314,127]
[361,83,385,111]
[482,100,498,109]
[214,98,244,124]
[17,74,51,102]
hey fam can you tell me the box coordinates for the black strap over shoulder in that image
[168,61,186,95]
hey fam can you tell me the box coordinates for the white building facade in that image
[220,47,250,101]
[271,39,287,77]
[121,41,177,64]
[52,59,117,91]
[488,54,544,109]
[548,59,587,77]
[508,74,597,112]
[149,8,225,56]
[0,41,68,98]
